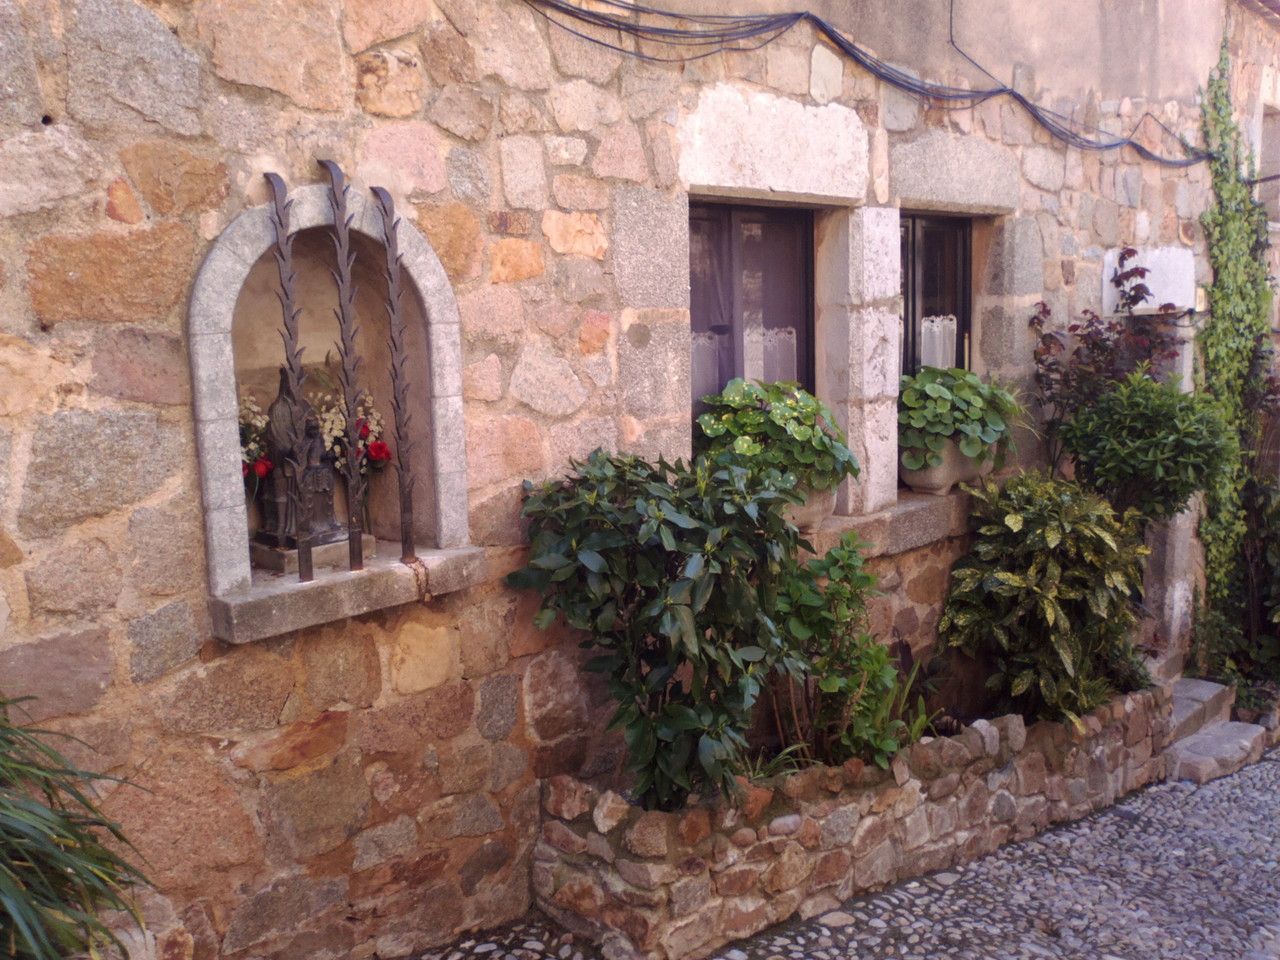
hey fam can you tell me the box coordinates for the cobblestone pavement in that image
[423,750,1280,960]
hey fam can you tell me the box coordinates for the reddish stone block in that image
[811,849,851,886]
[623,810,670,858]
[106,178,143,223]
[734,777,774,822]
[614,858,676,890]
[553,879,603,919]
[119,140,228,215]
[592,790,632,833]
[27,222,194,326]
[232,711,349,772]
[714,865,761,896]
[531,736,589,778]
[678,808,712,847]
[762,841,813,895]
[542,820,588,856]
[797,817,821,850]
[544,775,597,821]
[101,746,262,896]
[719,896,773,941]
[524,650,588,742]
[0,630,113,722]
[602,903,659,951]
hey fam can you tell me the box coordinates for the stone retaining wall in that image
[533,687,1172,960]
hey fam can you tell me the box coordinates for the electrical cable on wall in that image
[523,0,1212,168]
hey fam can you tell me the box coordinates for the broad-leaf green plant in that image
[1,697,147,960]
[695,379,859,491]
[1059,371,1233,522]
[939,473,1150,727]
[898,367,1021,470]
[506,450,808,811]
[771,535,926,768]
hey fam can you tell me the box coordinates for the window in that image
[688,203,814,408]
[1260,107,1280,224]
[900,214,972,374]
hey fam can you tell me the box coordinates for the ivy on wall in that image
[1197,39,1274,661]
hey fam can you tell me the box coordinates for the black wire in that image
[523,0,1212,168]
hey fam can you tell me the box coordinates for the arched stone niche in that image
[189,184,479,644]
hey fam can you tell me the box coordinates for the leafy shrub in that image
[1059,372,1234,520]
[1,697,147,960]
[1029,249,1184,472]
[939,473,1150,725]
[770,535,917,768]
[506,450,808,810]
[695,379,859,491]
[898,366,1021,470]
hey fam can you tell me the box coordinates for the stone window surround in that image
[188,183,482,645]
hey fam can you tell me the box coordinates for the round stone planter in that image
[783,484,836,533]
[899,439,993,496]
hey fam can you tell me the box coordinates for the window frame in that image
[899,212,973,375]
[688,201,816,405]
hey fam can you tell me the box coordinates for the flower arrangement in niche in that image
[238,394,273,486]
[309,390,392,475]
[239,387,392,488]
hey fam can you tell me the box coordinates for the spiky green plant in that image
[1,697,147,959]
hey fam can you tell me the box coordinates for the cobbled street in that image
[425,750,1280,960]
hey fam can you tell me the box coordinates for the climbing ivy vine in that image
[1197,40,1274,670]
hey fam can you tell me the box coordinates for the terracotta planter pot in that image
[899,439,993,496]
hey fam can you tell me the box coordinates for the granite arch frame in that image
[187,183,474,640]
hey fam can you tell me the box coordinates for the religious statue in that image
[255,367,346,549]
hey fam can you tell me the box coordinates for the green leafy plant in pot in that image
[695,379,859,529]
[898,366,1022,495]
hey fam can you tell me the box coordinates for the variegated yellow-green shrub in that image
[939,473,1150,726]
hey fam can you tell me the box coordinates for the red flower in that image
[367,441,391,461]
[243,461,249,478]
[358,418,371,440]
[253,457,273,478]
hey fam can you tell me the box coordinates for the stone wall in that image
[534,687,1172,960]
[0,0,1270,956]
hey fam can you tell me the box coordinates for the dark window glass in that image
[900,214,972,375]
[689,203,814,409]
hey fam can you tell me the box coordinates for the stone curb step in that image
[1167,720,1268,784]
[1170,678,1234,743]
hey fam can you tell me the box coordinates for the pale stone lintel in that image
[814,490,971,560]
[209,545,486,644]
[891,129,1020,216]
[678,82,869,204]
[685,183,865,208]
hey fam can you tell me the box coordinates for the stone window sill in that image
[209,543,486,645]
[812,490,971,559]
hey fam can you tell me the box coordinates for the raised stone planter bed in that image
[533,687,1172,960]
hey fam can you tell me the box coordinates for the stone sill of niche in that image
[811,489,972,560]
[209,542,486,645]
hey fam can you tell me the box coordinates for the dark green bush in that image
[939,473,1150,725]
[1059,371,1234,520]
[1,697,147,960]
[772,536,925,768]
[506,450,808,810]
